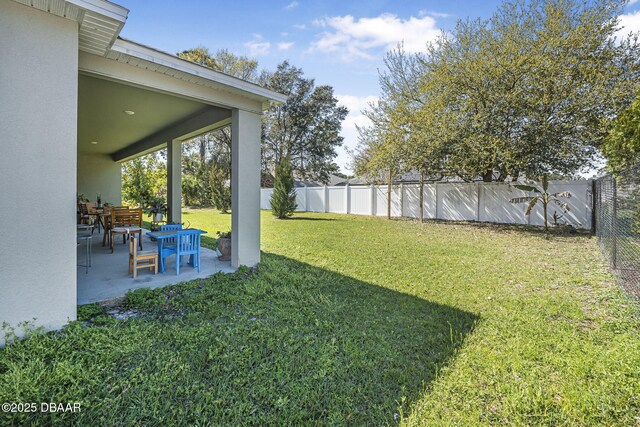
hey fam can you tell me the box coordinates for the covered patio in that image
[75,40,286,303]
[76,227,235,304]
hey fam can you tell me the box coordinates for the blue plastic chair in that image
[160,223,182,245]
[175,230,201,275]
[158,224,182,273]
[161,224,182,231]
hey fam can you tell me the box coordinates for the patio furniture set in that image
[77,202,206,277]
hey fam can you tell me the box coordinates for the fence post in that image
[612,177,617,268]
[435,182,440,219]
[400,183,404,217]
[324,185,329,213]
[304,185,309,212]
[476,183,481,222]
[345,183,350,214]
[591,180,596,234]
[370,184,376,216]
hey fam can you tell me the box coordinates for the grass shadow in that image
[0,253,477,426]
[281,216,339,221]
[182,206,221,211]
[401,217,591,239]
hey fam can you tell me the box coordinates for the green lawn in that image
[1,209,639,426]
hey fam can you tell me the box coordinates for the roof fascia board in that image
[111,38,287,104]
[67,0,128,22]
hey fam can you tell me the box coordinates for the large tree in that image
[356,0,640,186]
[178,46,258,82]
[177,47,256,206]
[352,99,408,219]
[427,0,640,181]
[352,46,448,219]
[602,91,640,174]
[260,61,348,183]
[178,47,256,165]
[121,151,167,207]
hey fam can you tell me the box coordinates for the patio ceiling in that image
[77,74,230,157]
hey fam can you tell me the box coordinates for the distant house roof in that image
[296,181,322,187]
[334,178,368,186]
[327,174,366,186]
[260,172,323,188]
[350,170,528,184]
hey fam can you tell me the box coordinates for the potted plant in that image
[216,230,231,261]
[145,197,167,223]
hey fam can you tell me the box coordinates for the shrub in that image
[271,156,297,218]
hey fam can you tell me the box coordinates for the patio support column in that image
[167,139,182,224]
[231,108,261,268]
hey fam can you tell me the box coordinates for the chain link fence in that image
[595,164,640,298]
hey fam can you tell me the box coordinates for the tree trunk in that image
[482,168,493,182]
[543,199,548,231]
[419,170,425,223]
[299,151,304,181]
[199,136,206,164]
[387,169,392,220]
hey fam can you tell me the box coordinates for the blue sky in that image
[119,0,640,173]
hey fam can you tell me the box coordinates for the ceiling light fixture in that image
[90,141,99,145]
[123,110,135,115]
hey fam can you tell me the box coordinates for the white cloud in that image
[628,0,638,5]
[336,94,379,115]
[244,35,271,56]
[293,23,307,30]
[418,9,452,18]
[616,10,640,39]
[334,94,379,172]
[310,13,441,60]
[278,42,295,51]
[284,1,298,11]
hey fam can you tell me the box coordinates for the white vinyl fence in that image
[261,180,593,229]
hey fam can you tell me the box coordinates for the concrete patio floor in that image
[77,228,235,305]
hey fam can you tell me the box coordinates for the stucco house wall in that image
[77,153,122,205]
[0,0,286,346]
[0,0,79,343]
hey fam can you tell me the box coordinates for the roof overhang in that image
[11,0,287,109]
[12,0,129,55]
[109,38,288,108]
[14,0,288,161]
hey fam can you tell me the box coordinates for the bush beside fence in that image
[261,180,593,230]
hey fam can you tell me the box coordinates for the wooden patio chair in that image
[129,235,158,278]
[110,207,143,253]
[79,202,100,233]
[102,205,128,247]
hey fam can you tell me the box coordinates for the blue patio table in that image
[147,229,207,273]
